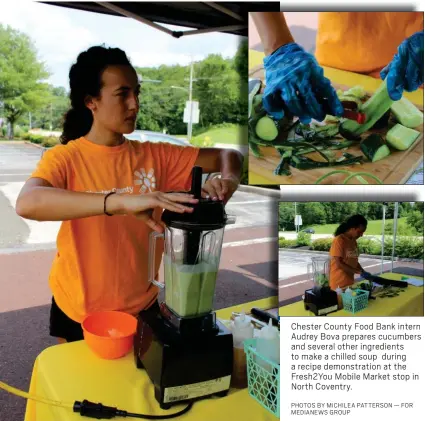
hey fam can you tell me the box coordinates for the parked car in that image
[302,228,315,234]
[124,130,191,146]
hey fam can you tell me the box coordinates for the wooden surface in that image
[248,65,424,185]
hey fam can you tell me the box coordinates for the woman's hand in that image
[202,176,239,204]
[107,192,198,232]
[381,31,424,100]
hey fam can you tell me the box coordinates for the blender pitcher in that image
[148,166,235,318]
[307,257,330,288]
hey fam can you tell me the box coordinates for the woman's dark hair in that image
[60,46,133,144]
[334,214,368,236]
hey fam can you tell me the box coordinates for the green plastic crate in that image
[342,289,369,314]
[244,338,280,417]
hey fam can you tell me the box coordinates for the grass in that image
[190,124,247,145]
[304,218,405,235]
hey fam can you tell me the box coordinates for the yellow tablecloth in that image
[249,49,424,185]
[24,297,279,421]
[279,273,424,317]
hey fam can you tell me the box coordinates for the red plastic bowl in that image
[82,311,138,359]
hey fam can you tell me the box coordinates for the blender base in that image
[134,304,233,409]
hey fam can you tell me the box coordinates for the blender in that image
[304,257,338,316]
[134,166,235,409]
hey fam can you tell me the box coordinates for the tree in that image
[299,202,327,226]
[407,211,424,235]
[0,24,51,138]
[278,203,296,231]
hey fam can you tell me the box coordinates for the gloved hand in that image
[263,43,344,124]
[380,31,424,101]
[359,271,372,280]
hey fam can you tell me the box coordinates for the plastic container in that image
[244,338,280,417]
[232,312,254,348]
[82,311,138,359]
[335,287,343,310]
[230,312,254,388]
[256,319,280,370]
[342,289,370,314]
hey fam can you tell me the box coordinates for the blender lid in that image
[162,166,228,230]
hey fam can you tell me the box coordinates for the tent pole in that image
[391,202,399,272]
[176,25,247,36]
[381,203,386,274]
[97,2,175,36]
[204,2,245,21]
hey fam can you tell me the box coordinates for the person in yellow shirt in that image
[329,215,370,290]
[15,46,243,343]
[251,12,423,123]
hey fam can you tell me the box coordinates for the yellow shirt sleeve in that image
[157,143,200,192]
[330,236,344,258]
[30,145,69,189]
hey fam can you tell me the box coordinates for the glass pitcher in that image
[307,257,330,288]
[148,225,227,318]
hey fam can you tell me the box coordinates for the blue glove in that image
[263,43,344,124]
[380,31,424,101]
[359,271,372,280]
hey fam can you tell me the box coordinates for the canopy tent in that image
[42,2,278,38]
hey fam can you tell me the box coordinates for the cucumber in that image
[391,97,424,128]
[360,134,391,162]
[340,80,393,137]
[343,85,367,99]
[255,116,279,141]
[371,109,391,130]
[386,124,420,151]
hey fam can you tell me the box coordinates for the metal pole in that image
[188,59,194,142]
[29,112,32,130]
[381,203,386,274]
[294,202,297,233]
[391,202,399,272]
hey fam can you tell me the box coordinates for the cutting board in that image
[248,65,424,185]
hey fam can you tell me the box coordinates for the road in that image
[0,142,279,420]
[278,249,424,307]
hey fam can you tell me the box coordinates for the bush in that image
[14,126,24,138]
[29,134,44,144]
[357,238,381,255]
[311,238,333,251]
[279,237,297,248]
[41,136,59,147]
[385,219,417,236]
[1,126,7,137]
[21,132,32,140]
[296,231,311,246]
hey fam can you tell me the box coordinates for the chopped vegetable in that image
[315,170,384,185]
[391,97,424,128]
[343,85,368,99]
[386,124,420,150]
[255,116,279,141]
[371,109,391,130]
[360,134,391,162]
[340,80,393,138]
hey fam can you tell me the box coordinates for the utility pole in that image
[187,59,194,142]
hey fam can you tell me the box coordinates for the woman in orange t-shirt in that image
[329,215,370,290]
[15,46,243,343]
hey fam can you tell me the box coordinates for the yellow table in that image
[24,297,279,421]
[249,49,424,185]
[279,273,424,317]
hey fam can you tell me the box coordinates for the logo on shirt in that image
[134,168,156,193]
[346,249,359,258]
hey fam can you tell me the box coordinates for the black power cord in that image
[74,400,194,419]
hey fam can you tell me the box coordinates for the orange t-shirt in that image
[30,137,199,322]
[315,12,424,78]
[329,234,359,290]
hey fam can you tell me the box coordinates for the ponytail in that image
[60,107,93,145]
[334,214,368,236]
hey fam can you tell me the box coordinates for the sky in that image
[0,0,242,89]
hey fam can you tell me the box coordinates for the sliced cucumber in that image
[340,80,393,137]
[343,85,367,99]
[255,116,278,141]
[360,134,391,162]
[386,124,420,151]
[391,97,424,129]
